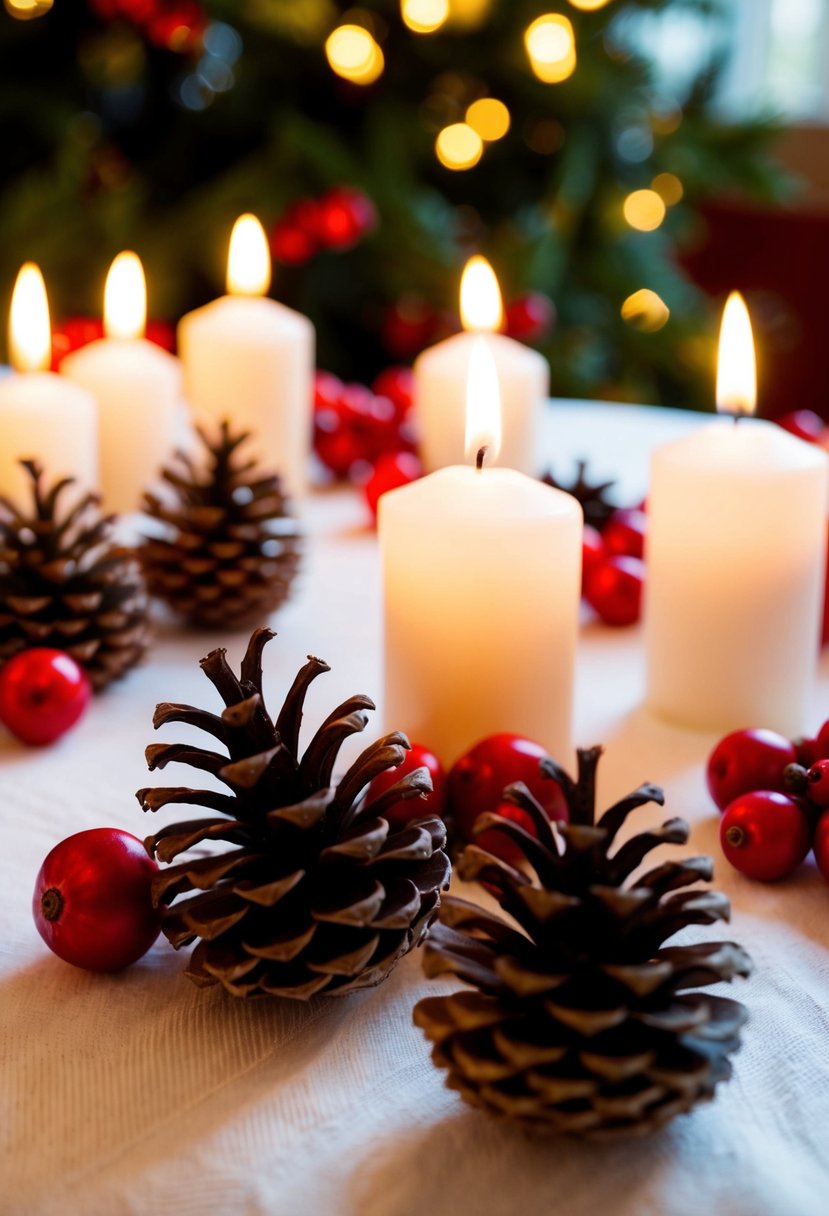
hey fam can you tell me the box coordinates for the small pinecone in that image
[543,460,617,531]
[414,747,752,1140]
[138,627,451,999]
[0,461,150,691]
[141,422,301,628]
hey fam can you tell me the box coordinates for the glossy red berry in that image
[583,555,644,626]
[706,728,797,812]
[372,367,414,420]
[582,524,604,590]
[504,292,555,343]
[448,733,568,863]
[270,219,317,266]
[317,186,377,250]
[32,828,161,971]
[720,791,811,881]
[0,649,91,746]
[382,296,439,359]
[366,743,447,830]
[602,508,647,560]
[806,759,829,807]
[816,718,829,759]
[776,410,824,444]
[364,451,423,519]
[813,810,829,883]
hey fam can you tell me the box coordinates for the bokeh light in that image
[466,98,510,141]
[325,24,385,86]
[569,0,613,10]
[623,188,666,231]
[524,15,577,84]
[402,0,449,34]
[652,172,684,205]
[4,0,52,19]
[436,122,484,169]
[621,288,670,333]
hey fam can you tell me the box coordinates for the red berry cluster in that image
[88,0,205,53]
[270,187,377,266]
[582,507,647,626]
[50,316,176,371]
[708,722,829,882]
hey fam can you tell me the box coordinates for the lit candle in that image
[414,256,549,475]
[645,293,828,734]
[178,214,314,500]
[0,264,98,500]
[380,338,581,766]
[62,252,184,512]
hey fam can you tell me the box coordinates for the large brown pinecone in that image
[138,627,451,999]
[414,746,752,1140]
[0,461,150,690]
[141,422,301,628]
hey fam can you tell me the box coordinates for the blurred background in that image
[0,0,826,415]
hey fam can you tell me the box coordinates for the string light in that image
[465,98,510,141]
[401,0,450,33]
[652,172,684,205]
[568,0,613,10]
[623,188,666,232]
[621,289,670,333]
[325,24,385,86]
[524,14,577,84]
[436,123,483,170]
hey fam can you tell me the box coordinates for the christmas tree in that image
[0,0,785,407]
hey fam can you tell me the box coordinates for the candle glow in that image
[9,263,51,373]
[716,291,756,417]
[104,252,147,341]
[460,256,503,333]
[465,337,502,463]
[227,214,271,297]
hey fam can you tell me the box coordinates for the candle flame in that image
[460,255,503,333]
[465,337,502,464]
[104,251,146,341]
[8,262,51,372]
[227,213,271,297]
[716,291,756,417]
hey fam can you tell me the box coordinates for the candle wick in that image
[476,446,488,471]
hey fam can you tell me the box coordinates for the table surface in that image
[3,402,829,1216]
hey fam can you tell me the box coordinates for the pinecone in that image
[414,746,752,1140]
[0,461,150,691]
[543,460,617,531]
[138,627,451,999]
[141,422,301,628]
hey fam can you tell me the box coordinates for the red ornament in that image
[448,733,568,863]
[364,451,423,519]
[372,366,414,420]
[504,292,555,344]
[813,810,829,883]
[0,649,91,746]
[583,555,644,626]
[602,507,647,560]
[706,728,797,813]
[317,186,378,251]
[719,791,811,881]
[32,828,161,971]
[365,742,447,830]
[776,410,825,444]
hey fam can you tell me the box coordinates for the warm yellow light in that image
[402,0,449,33]
[717,291,756,417]
[4,0,53,20]
[104,251,146,341]
[568,0,612,10]
[460,256,503,333]
[8,263,51,373]
[435,122,483,170]
[325,24,385,86]
[652,172,684,206]
[466,98,511,142]
[524,14,577,84]
[226,214,271,297]
[621,288,670,333]
[465,336,502,463]
[623,188,666,232]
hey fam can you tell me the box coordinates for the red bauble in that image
[776,410,825,444]
[372,367,414,420]
[364,451,423,519]
[720,791,811,881]
[32,828,161,971]
[813,810,829,883]
[366,742,447,830]
[448,733,568,863]
[706,728,797,812]
[317,186,378,251]
[504,292,555,344]
[0,649,91,746]
[583,555,644,626]
[602,508,647,560]
[805,759,829,808]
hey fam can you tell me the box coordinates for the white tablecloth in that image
[3,403,829,1216]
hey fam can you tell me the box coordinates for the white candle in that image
[414,256,549,476]
[62,252,184,513]
[0,264,98,501]
[645,293,828,734]
[380,338,581,766]
[178,214,314,500]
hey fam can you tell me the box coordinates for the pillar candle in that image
[0,264,98,501]
[178,214,314,500]
[414,257,548,476]
[645,294,828,734]
[380,338,581,766]
[62,252,184,513]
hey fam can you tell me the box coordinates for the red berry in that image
[583,555,644,626]
[317,186,378,250]
[816,719,829,759]
[364,451,423,519]
[602,508,647,560]
[314,370,344,413]
[382,296,439,359]
[0,649,91,746]
[504,292,555,343]
[448,733,568,863]
[32,828,161,971]
[776,410,824,444]
[813,809,829,883]
[706,728,797,812]
[366,742,446,830]
[720,791,811,881]
[822,528,829,647]
[806,759,829,807]
[582,524,604,590]
[270,219,317,266]
[372,367,414,419]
